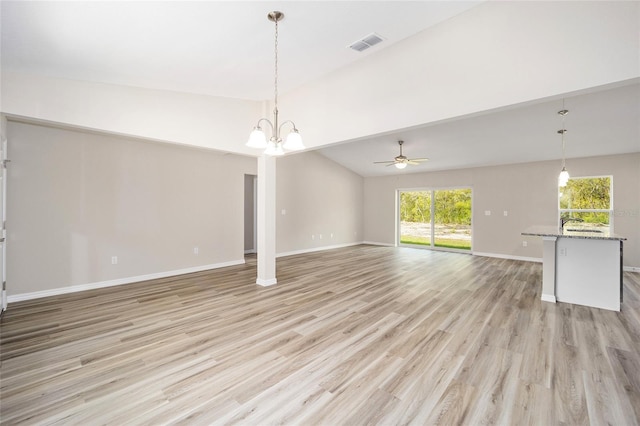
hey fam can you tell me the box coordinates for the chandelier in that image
[246,11,304,156]
[557,104,569,187]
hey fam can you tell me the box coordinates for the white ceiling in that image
[0,1,481,100]
[1,1,638,176]
[318,81,640,176]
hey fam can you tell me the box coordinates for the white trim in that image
[7,259,245,303]
[624,266,640,273]
[473,252,543,263]
[541,294,557,303]
[276,242,364,258]
[253,174,257,253]
[256,278,277,287]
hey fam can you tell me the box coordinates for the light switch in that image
[485,210,491,216]
[281,209,286,215]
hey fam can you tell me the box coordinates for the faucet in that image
[560,216,584,231]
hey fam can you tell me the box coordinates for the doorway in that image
[398,188,472,251]
[244,174,257,255]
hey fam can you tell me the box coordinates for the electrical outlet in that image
[331,233,334,239]
[312,235,315,240]
[559,247,567,256]
[319,234,323,239]
[111,256,118,265]
[485,210,491,216]
[504,211,508,216]
[522,241,527,247]
[193,247,199,255]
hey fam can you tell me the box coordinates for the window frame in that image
[558,175,613,232]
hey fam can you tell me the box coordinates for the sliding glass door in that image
[399,188,472,251]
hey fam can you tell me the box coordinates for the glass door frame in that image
[396,186,474,253]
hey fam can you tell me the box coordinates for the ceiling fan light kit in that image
[373,140,428,170]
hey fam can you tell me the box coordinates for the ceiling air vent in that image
[348,33,384,52]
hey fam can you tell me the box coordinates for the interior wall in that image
[363,153,640,268]
[6,121,256,296]
[276,151,364,254]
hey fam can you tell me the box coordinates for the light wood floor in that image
[1,245,639,425]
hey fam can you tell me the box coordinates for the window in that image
[399,188,472,251]
[559,176,612,233]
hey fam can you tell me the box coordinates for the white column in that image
[541,236,557,303]
[256,155,277,286]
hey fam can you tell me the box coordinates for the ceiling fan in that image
[373,140,428,169]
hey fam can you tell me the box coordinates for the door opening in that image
[398,188,472,251]
[244,174,257,255]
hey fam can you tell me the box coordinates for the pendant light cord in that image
[558,99,568,169]
[561,108,565,168]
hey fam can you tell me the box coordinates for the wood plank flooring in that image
[1,245,639,425]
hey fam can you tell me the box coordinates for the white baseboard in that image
[473,252,543,263]
[276,241,364,258]
[7,259,246,303]
[256,278,277,287]
[361,241,395,247]
[624,266,640,273]
[360,244,544,263]
[541,294,557,303]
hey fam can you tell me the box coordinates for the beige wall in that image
[7,121,256,296]
[363,153,640,268]
[7,118,636,300]
[276,151,364,254]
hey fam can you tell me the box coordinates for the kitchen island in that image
[522,226,625,311]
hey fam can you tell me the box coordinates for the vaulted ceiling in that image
[1,1,481,100]
[2,1,638,176]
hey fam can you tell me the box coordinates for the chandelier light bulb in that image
[264,141,285,156]
[247,127,268,149]
[283,129,304,151]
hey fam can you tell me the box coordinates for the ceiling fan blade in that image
[373,160,395,164]
[386,163,397,167]
[408,158,429,162]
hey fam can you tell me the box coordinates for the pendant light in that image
[246,11,304,155]
[557,104,569,187]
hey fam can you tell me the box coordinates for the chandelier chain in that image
[246,11,303,154]
[274,17,279,112]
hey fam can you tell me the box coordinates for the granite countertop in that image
[521,225,627,241]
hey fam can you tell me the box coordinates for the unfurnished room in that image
[0,1,639,424]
